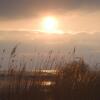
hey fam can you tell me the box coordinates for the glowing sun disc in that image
[42,16,58,33]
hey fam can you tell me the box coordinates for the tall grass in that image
[53,59,100,100]
[0,46,100,100]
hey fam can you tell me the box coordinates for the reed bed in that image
[0,46,100,100]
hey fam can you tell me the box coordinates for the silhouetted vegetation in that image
[0,47,100,100]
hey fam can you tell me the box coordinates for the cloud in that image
[0,0,100,19]
[0,30,100,46]
[0,30,100,65]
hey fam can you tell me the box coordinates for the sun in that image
[43,16,57,31]
[41,16,63,34]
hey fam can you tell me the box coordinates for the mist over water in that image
[0,31,100,70]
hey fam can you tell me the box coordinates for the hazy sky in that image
[0,0,100,32]
[0,0,100,68]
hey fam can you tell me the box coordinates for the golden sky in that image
[0,0,100,33]
[0,0,100,69]
[0,11,100,33]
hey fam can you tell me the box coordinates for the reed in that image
[0,46,100,100]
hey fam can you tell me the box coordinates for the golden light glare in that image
[41,16,63,34]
